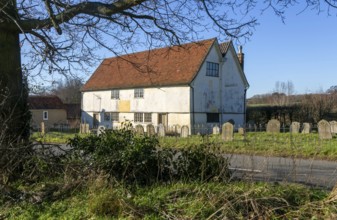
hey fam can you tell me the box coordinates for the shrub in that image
[68,123,230,185]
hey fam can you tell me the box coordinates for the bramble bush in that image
[68,122,230,185]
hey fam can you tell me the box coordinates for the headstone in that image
[222,122,233,141]
[97,125,105,136]
[41,122,45,135]
[180,125,189,138]
[157,124,165,137]
[266,119,280,133]
[135,124,145,135]
[301,123,311,134]
[212,125,220,135]
[290,122,300,134]
[330,121,337,134]
[146,124,156,136]
[176,125,181,134]
[238,127,244,135]
[318,119,332,140]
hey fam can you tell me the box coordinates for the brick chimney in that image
[237,45,244,71]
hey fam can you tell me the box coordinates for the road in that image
[37,143,337,189]
[228,154,337,189]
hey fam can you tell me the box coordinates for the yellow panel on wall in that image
[118,100,130,112]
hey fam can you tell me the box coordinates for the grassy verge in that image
[1,180,336,219]
[160,132,337,160]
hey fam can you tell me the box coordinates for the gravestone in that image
[290,122,300,134]
[176,125,181,134]
[41,122,45,135]
[318,120,332,140]
[181,125,189,138]
[212,125,220,135]
[266,119,280,133]
[135,124,145,135]
[238,127,244,135]
[97,125,105,136]
[146,124,156,136]
[301,123,311,134]
[157,124,165,137]
[330,121,337,134]
[222,122,233,141]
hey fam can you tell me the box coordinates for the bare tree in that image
[0,0,336,140]
[51,78,83,104]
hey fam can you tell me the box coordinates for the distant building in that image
[29,96,81,130]
[81,38,249,133]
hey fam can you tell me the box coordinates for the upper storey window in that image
[134,88,144,98]
[111,89,120,99]
[206,62,219,77]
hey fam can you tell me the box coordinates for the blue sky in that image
[238,5,337,98]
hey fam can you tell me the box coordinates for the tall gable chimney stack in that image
[237,45,244,71]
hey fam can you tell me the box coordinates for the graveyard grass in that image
[159,132,337,161]
[31,131,337,160]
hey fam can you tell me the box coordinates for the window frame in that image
[111,112,119,122]
[134,88,144,98]
[144,113,152,123]
[206,62,219,77]
[43,111,48,120]
[111,89,120,99]
[134,112,143,122]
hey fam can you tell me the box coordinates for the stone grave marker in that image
[41,122,45,135]
[181,125,189,138]
[238,127,244,135]
[176,125,181,134]
[135,124,145,135]
[318,119,332,140]
[330,121,337,134]
[146,124,156,136]
[212,125,220,135]
[301,123,311,134]
[266,119,280,133]
[222,122,233,141]
[290,122,300,134]
[97,125,105,136]
[157,124,165,137]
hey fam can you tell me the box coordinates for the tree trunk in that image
[0,28,30,142]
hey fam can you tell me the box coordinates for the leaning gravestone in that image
[181,125,189,138]
[222,122,233,141]
[146,124,156,136]
[266,119,280,133]
[157,124,165,137]
[135,124,145,135]
[318,120,332,140]
[212,125,220,135]
[301,123,311,134]
[290,122,300,134]
[330,121,337,134]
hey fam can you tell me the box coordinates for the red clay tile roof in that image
[28,96,64,109]
[81,38,216,91]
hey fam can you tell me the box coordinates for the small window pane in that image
[207,113,219,123]
[134,88,144,98]
[206,62,219,77]
[134,113,143,122]
[43,111,48,120]
[144,113,152,122]
[111,112,119,122]
[111,90,119,99]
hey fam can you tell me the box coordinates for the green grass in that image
[30,132,87,144]
[160,132,337,160]
[1,180,336,219]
